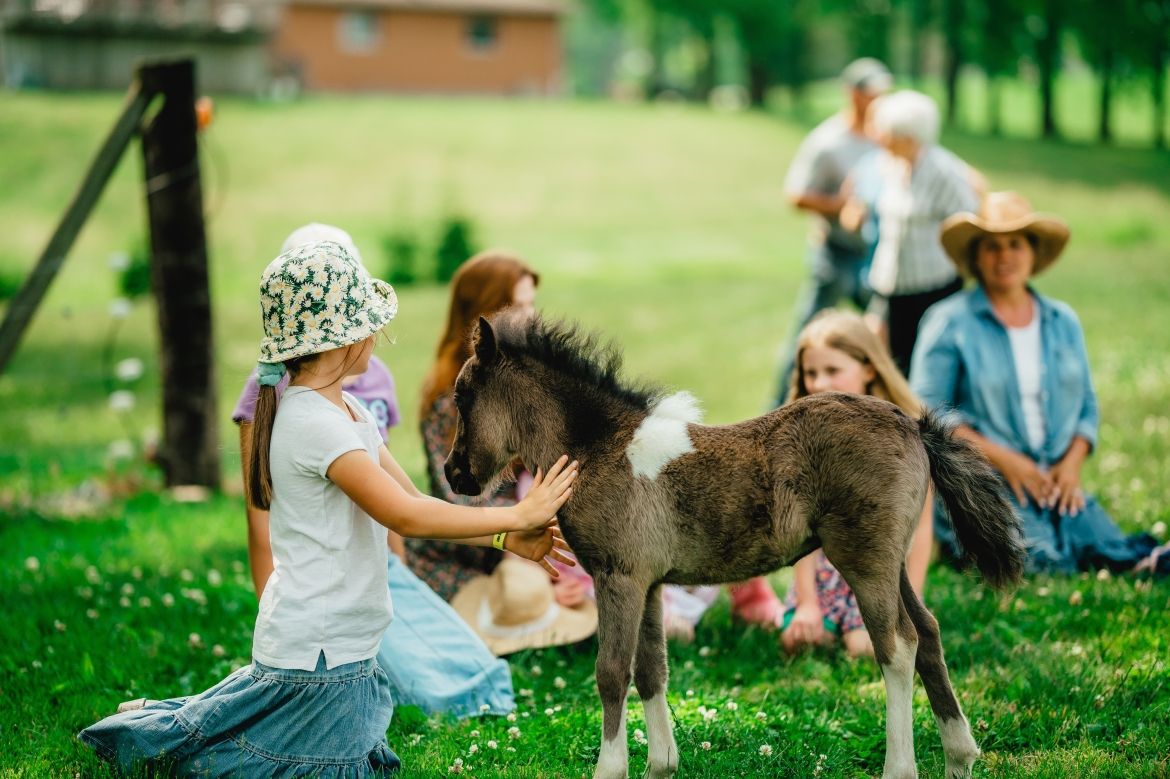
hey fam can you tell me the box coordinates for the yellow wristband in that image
[492,532,507,551]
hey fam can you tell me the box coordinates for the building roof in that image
[284,0,567,16]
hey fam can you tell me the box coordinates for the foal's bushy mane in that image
[489,313,660,411]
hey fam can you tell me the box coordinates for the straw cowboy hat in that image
[940,191,1071,277]
[452,556,598,656]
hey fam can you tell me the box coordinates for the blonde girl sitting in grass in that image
[779,310,933,658]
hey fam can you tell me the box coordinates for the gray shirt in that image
[783,114,876,253]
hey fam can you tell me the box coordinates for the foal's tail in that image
[917,410,1025,589]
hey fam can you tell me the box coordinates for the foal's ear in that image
[474,316,498,363]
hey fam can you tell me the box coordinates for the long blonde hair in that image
[787,310,922,415]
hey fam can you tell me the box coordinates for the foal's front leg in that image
[593,573,647,779]
[634,584,678,778]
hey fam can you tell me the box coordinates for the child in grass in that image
[79,240,577,776]
[779,310,933,658]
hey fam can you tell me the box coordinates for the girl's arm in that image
[781,554,827,652]
[906,486,933,596]
[238,422,274,599]
[329,448,576,539]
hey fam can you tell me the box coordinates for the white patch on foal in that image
[594,707,628,779]
[881,633,919,779]
[936,714,979,779]
[643,693,679,778]
[626,392,702,480]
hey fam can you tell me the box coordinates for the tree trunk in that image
[139,59,220,489]
[1098,47,1114,144]
[1155,37,1167,149]
[988,76,1001,136]
[1037,0,1061,139]
[908,0,930,87]
[747,58,770,108]
[943,0,964,126]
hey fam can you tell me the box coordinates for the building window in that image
[339,11,379,54]
[465,15,498,52]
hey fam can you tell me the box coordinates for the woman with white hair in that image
[841,89,984,372]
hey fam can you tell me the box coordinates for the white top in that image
[867,145,979,296]
[783,114,876,253]
[1007,315,1046,453]
[253,385,392,671]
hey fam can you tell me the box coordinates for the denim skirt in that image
[79,653,400,777]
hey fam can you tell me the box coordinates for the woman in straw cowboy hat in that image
[910,192,1157,574]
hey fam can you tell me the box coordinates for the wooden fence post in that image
[138,59,220,490]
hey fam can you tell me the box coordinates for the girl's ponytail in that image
[249,383,278,510]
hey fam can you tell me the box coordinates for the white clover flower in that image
[1069,591,1084,606]
[1097,569,1112,581]
[683,659,694,670]
[633,729,647,745]
[1036,586,1050,597]
[86,609,99,619]
[207,569,223,587]
[180,569,194,582]
[468,744,478,754]
[137,596,151,608]
[108,251,131,271]
[409,734,424,746]
[161,593,175,607]
[469,730,479,738]
[554,676,567,689]
[212,644,226,658]
[530,665,542,676]
[119,596,131,608]
[507,726,521,739]
[131,566,143,580]
[121,583,134,595]
[108,390,136,413]
[54,620,66,632]
[506,712,517,722]
[698,646,712,657]
[85,566,101,584]
[698,705,717,722]
[109,298,132,319]
[24,556,40,572]
[107,439,135,462]
[114,358,144,382]
[188,632,203,649]
[519,688,533,697]
[487,740,498,750]
[725,701,738,711]
[506,747,516,753]
[479,703,490,713]
[1153,521,1167,538]
[31,660,42,669]
[700,741,711,751]
[686,689,694,697]
[544,708,554,716]
[755,711,767,721]
[759,744,773,756]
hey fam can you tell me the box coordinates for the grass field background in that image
[1,85,1168,777]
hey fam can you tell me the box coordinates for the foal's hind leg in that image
[899,570,980,779]
[593,573,648,779]
[634,584,678,778]
[827,541,920,779]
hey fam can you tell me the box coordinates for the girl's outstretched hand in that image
[506,521,576,577]
[514,455,577,530]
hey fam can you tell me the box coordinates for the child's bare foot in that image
[842,628,874,659]
[553,576,587,608]
[663,613,695,644]
[730,577,784,629]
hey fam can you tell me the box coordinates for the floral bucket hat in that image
[257,240,398,365]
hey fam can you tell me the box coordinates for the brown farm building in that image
[274,0,566,95]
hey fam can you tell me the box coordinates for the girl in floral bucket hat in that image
[79,240,579,777]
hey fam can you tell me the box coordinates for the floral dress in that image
[406,393,516,601]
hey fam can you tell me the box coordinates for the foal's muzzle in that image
[444,453,482,496]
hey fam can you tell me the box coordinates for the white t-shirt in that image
[252,385,392,671]
[1007,316,1046,453]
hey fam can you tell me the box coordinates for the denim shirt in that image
[910,285,1098,466]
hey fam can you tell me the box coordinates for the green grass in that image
[1,90,1169,777]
